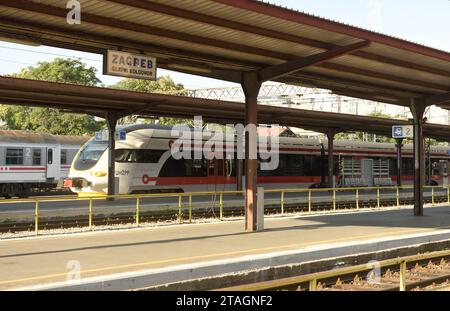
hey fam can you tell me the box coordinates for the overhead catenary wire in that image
[0,45,102,63]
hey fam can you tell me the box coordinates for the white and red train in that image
[66,124,450,196]
[0,130,89,198]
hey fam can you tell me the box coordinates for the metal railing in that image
[0,185,448,236]
[218,249,450,291]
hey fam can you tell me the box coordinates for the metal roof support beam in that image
[241,71,261,232]
[396,139,404,187]
[410,99,427,217]
[326,130,336,189]
[258,41,371,82]
[318,63,450,92]
[116,101,165,119]
[106,112,118,198]
[59,109,107,119]
[283,72,421,100]
[110,0,450,78]
[0,0,291,61]
[425,92,450,106]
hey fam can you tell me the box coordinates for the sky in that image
[0,0,449,89]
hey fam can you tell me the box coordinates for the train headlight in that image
[91,171,107,177]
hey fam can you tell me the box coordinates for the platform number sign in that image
[95,130,126,141]
[392,125,413,139]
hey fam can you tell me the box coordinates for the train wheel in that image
[20,186,31,198]
[0,184,11,199]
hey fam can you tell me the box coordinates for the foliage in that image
[113,75,184,94]
[0,58,102,135]
[112,76,187,125]
[12,58,101,86]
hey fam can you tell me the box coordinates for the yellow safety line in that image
[1,225,449,287]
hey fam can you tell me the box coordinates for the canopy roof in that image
[1,76,449,141]
[0,0,449,107]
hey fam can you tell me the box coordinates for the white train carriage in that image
[67,124,450,197]
[0,130,88,198]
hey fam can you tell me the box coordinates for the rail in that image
[217,249,450,291]
[0,185,449,236]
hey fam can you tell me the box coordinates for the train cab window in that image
[33,149,41,166]
[6,148,23,165]
[60,150,67,165]
[73,139,108,171]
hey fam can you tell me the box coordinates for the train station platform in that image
[1,205,450,291]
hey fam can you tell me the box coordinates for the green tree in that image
[12,58,101,86]
[113,75,184,94]
[112,76,187,125]
[0,58,103,135]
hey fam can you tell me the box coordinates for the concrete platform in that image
[1,205,450,290]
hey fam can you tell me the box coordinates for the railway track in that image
[218,251,450,291]
[0,195,447,234]
[1,189,74,200]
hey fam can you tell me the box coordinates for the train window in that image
[190,159,207,177]
[115,149,165,163]
[47,149,53,165]
[73,139,108,171]
[60,150,67,165]
[115,149,134,162]
[159,157,188,177]
[6,148,23,165]
[136,150,165,163]
[402,158,414,176]
[33,149,41,166]
[283,154,305,176]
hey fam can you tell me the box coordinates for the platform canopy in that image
[0,76,449,141]
[0,0,449,107]
[1,0,450,225]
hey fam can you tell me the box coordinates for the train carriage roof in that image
[0,130,89,146]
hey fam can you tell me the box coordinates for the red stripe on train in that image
[150,175,419,186]
[7,167,46,171]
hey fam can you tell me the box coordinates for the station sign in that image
[95,130,126,141]
[392,125,413,139]
[104,50,156,80]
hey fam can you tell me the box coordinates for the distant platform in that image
[1,205,450,290]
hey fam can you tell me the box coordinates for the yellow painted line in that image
[1,225,449,287]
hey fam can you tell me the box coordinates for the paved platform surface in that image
[1,206,450,290]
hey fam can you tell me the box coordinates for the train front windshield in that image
[73,139,108,171]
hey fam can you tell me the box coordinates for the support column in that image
[236,159,243,191]
[320,143,326,186]
[425,138,432,184]
[241,72,261,232]
[106,112,118,197]
[327,130,335,189]
[410,100,426,216]
[396,138,404,187]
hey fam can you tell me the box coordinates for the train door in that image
[362,159,374,186]
[207,158,225,191]
[207,159,225,179]
[46,146,60,182]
